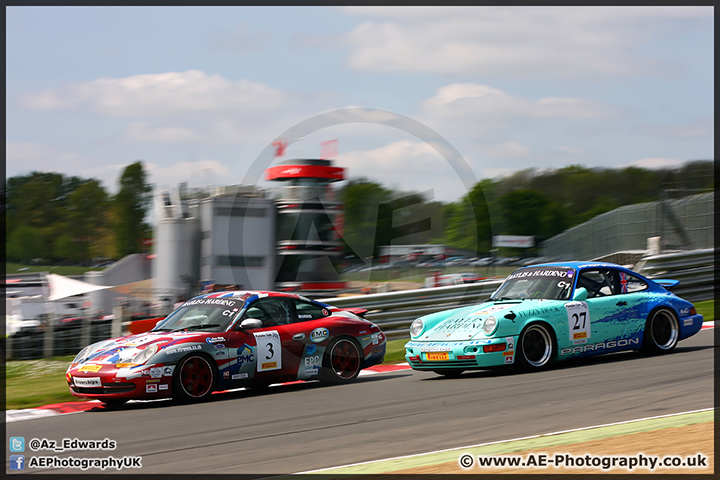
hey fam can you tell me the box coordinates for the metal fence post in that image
[43,317,54,358]
[112,306,124,339]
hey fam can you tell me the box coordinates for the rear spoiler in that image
[653,279,680,290]
[343,307,368,318]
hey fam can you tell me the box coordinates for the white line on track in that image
[294,407,716,474]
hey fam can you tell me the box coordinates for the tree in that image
[7,225,45,263]
[113,161,152,257]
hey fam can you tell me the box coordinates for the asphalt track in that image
[6,329,714,475]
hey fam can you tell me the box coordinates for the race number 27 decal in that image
[253,330,282,371]
[565,301,591,344]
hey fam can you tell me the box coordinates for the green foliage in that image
[7,225,46,262]
[113,161,152,257]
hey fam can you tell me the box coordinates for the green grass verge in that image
[5,356,78,409]
[5,300,713,410]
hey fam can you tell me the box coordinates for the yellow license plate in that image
[79,365,102,372]
[426,352,449,361]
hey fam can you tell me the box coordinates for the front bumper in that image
[67,363,175,401]
[404,337,517,370]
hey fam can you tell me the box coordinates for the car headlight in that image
[131,343,158,365]
[410,319,424,338]
[483,316,498,336]
[72,345,93,364]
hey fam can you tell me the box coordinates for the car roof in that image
[516,261,627,271]
[192,290,324,305]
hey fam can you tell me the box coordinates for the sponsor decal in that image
[254,330,282,371]
[79,365,102,373]
[182,298,241,308]
[679,308,690,316]
[506,268,572,281]
[566,301,591,343]
[304,355,322,368]
[232,373,249,380]
[146,379,160,383]
[371,345,384,355]
[372,333,381,345]
[359,330,367,334]
[434,317,483,332]
[165,344,202,355]
[322,309,329,316]
[560,337,640,355]
[504,356,514,364]
[519,306,562,318]
[159,384,169,391]
[471,305,507,316]
[149,367,163,378]
[146,384,158,393]
[683,318,693,326]
[73,377,101,388]
[223,371,230,379]
[305,344,317,355]
[214,343,225,349]
[236,344,255,365]
[304,368,319,376]
[310,327,329,343]
[163,367,172,376]
[505,337,515,351]
[502,351,514,356]
[206,336,226,344]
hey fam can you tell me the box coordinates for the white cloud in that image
[628,157,686,169]
[479,142,531,158]
[339,140,472,202]
[420,83,621,138]
[342,6,711,79]
[18,70,294,116]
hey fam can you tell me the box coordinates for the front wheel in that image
[515,323,555,371]
[172,354,217,403]
[321,337,362,385]
[641,308,679,355]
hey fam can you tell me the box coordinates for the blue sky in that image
[6,6,714,204]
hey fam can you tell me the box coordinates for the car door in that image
[576,268,644,350]
[226,297,308,382]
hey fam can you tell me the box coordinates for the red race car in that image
[67,291,386,406]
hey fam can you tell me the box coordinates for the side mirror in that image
[239,318,262,329]
[573,287,588,301]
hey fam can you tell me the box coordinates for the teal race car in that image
[404,262,704,376]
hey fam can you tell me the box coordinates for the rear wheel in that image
[321,337,362,384]
[515,323,555,371]
[172,354,216,403]
[641,308,679,355]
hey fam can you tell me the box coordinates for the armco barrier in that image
[320,279,504,340]
[636,248,715,303]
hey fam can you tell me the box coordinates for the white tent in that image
[46,273,113,301]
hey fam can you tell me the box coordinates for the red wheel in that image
[173,354,216,403]
[321,338,362,384]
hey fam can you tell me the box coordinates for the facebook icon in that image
[10,455,25,470]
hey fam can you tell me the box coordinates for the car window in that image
[241,298,292,328]
[577,269,646,297]
[295,301,328,322]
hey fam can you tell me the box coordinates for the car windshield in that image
[490,266,575,301]
[152,297,246,332]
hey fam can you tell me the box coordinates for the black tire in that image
[515,323,555,371]
[172,354,217,403]
[433,369,464,378]
[100,398,128,408]
[320,337,362,385]
[641,308,680,355]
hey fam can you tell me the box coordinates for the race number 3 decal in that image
[565,301,590,344]
[253,330,282,371]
